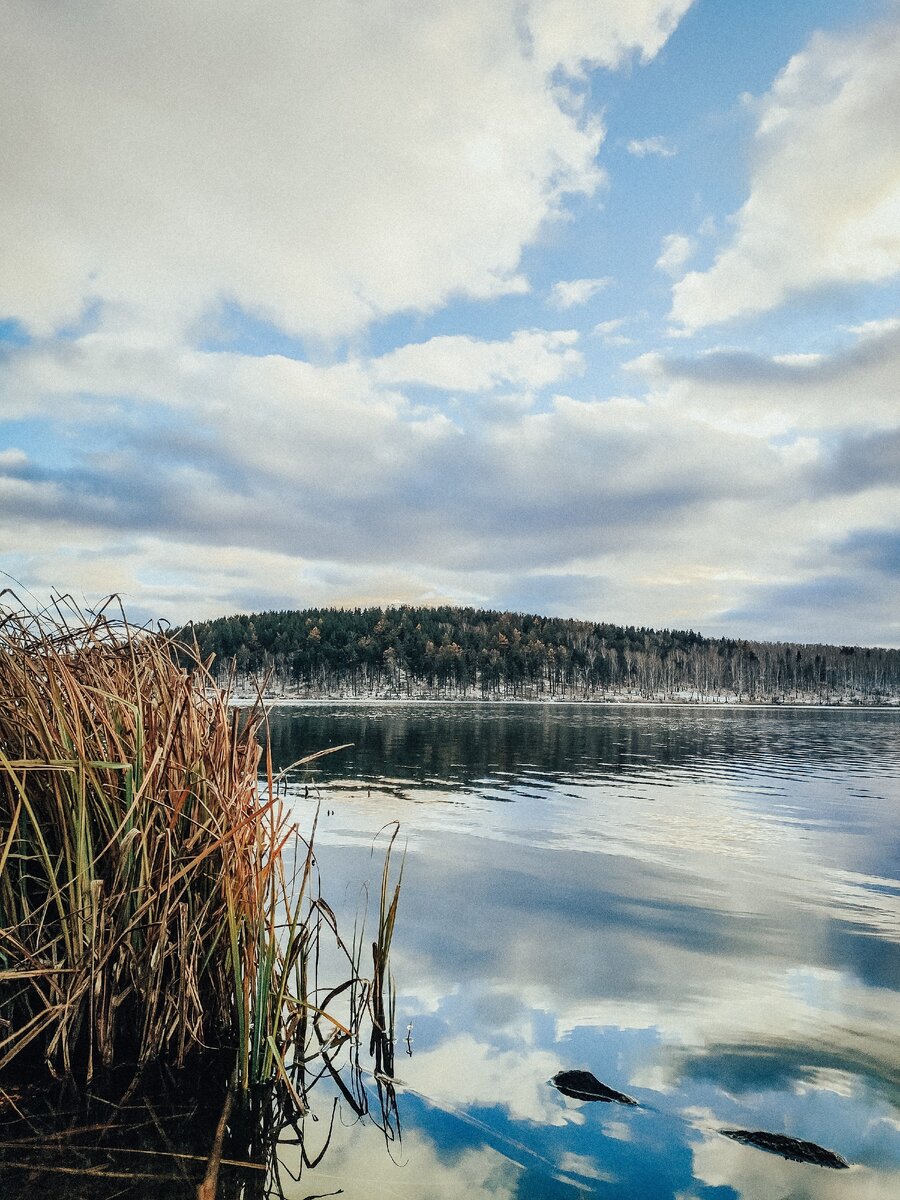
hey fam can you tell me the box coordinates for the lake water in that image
[264,702,900,1200]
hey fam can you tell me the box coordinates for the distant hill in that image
[179,605,900,705]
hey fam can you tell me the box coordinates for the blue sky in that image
[1,0,899,644]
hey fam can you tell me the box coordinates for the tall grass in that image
[0,594,398,1107]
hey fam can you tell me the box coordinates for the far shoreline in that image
[226,692,900,712]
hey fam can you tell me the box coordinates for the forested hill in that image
[181,606,900,704]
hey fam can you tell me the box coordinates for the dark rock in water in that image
[551,1070,638,1106]
[721,1129,850,1169]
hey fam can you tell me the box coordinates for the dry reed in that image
[0,593,397,1104]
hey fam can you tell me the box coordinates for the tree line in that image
[178,605,900,704]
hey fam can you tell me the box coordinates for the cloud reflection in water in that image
[272,703,900,1197]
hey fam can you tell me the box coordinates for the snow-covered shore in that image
[224,687,900,710]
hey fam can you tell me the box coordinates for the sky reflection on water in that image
[269,703,900,1198]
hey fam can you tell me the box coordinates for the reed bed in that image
[0,594,400,1113]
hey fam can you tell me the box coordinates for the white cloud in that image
[3,0,899,653]
[401,1033,565,1125]
[550,277,612,308]
[558,1152,614,1182]
[527,0,696,76]
[0,0,693,342]
[593,318,634,346]
[0,321,770,615]
[656,234,695,277]
[770,352,823,366]
[369,329,583,391]
[3,312,899,643]
[671,14,900,329]
[594,319,627,335]
[845,317,900,339]
[627,135,676,157]
[316,1121,522,1200]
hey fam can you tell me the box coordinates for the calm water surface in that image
[269,703,900,1200]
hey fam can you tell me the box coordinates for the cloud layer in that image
[0,0,696,341]
[1,0,898,645]
[672,16,900,329]
[2,315,898,641]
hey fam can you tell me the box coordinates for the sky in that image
[1,0,899,645]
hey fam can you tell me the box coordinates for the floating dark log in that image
[551,1070,638,1106]
[721,1129,849,1169]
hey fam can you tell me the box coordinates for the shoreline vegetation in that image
[0,594,402,1195]
[184,604,900,708]
[228,691,900,709]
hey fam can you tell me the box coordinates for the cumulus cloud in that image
[671,14,900,328]
[593,318,634,346]
[0,0,695,341]
[369,329,583,391]
[549,277,613,309]
[627,136,676,157]
[527,0,695,76]
[655,233,695,277]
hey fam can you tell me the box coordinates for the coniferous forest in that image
[181,606,900,704]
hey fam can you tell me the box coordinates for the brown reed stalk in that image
[0,592,392,1100]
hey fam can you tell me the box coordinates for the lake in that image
[263,702,900,1199]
